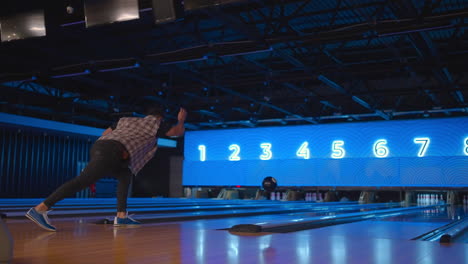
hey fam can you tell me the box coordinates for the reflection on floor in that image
[2,198,467,264]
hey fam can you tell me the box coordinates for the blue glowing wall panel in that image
[183,117,468,187]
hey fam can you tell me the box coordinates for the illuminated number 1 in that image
[464,138,468,156]
[413,137,430,157]
[296,141,310,159]
[198,145,206,161]
[229,144,241,161]
[331,140,345,159]
[260,143,272,160]
[373,139,389,158]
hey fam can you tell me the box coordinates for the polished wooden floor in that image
[4,201,468,264]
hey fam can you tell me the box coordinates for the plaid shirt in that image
[98,115,162,175]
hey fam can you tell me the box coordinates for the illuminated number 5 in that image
[413,137,430,157]
[296,141,310,159]
[331,140,345,159]
[373,139,389,158]
[260,143,272,160]
[464,138,468,156]
[229,144,241,161]
[198,145,206,161]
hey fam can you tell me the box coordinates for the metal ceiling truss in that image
[1,0,467,129]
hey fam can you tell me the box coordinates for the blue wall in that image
[183,117,468,187]
[0,125,94,197]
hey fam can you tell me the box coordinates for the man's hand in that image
[178,108,187,122]
[166,108,187,137]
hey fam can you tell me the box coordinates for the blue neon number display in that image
[183,117,468,187]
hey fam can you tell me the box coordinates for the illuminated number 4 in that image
[464,138,468,156]
[296,142,310,159]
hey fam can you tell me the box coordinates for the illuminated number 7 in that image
[198,145,206,161]
[413,137,430,157]
[229,144,241,161]
[260,143,272,160]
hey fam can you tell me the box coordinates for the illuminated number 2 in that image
[331,140,345,159]
[260,143,272,160]
[464,138,468,156]
[414,137,430,157]
[229,144,241,161]
[296,142,310,159]
[198,145,206,161]
[373,139,389,158]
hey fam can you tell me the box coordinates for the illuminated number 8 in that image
[464,138,468,156]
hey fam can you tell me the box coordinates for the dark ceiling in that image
[1,0,467,130]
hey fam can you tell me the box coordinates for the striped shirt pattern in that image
[99,115,161,175]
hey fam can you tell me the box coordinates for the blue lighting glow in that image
[229,144,241,161]
[413,137,430,157]
[0,112,177,148]
[331,140,345,159]
[183,117,468,187]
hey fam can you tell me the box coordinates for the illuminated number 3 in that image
[260,143,272,160]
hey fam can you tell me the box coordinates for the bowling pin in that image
[439,194,444,204]
[270,192,276,201]
[276,192,281,201]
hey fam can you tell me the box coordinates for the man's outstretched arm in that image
[166,108,187,137]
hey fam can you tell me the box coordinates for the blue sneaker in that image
[113,215,141,226]
[26,208,56,232]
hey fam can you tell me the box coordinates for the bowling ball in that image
[262,176,277,192]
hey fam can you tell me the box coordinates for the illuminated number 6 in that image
[260,143,272,160]
[229,144,241,161]
[373,139,389,158]
[198,145,206,161]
